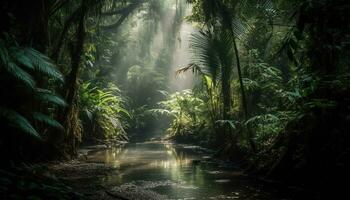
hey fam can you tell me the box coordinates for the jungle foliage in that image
[0,0,349,197]
[170,0,350,192]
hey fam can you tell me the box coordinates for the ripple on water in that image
[214,179,231,183]
[206,170,223,174]
[209,194,240,199]
[128,180,199,190]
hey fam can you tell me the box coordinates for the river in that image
[69,141,309,200]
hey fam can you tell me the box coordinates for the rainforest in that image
[0,0,349,199]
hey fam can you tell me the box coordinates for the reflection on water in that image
[84,142,292,200]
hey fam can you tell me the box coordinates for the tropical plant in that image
[176,29,241,147]
[149,90,213,143]
[79,82,130,142]
[0,38,65,139]
[184,0,280,152]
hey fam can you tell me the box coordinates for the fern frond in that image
[32,112,63,130]
[148,109,174,117]
[115,107,132,119]
[23,48,64,82]
[0,107,41,139]
[216,120,239,130]
[6,61,36,88]
[35,89,67,107]
[0,40,10,66]
[9,47,34,70]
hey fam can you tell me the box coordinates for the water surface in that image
[84,142,297,200]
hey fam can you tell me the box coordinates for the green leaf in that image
[148,109,174,117]
[23,48,64,82]
[157,90,169,97]
[216,120,238,129]
[9,47,34,70]
[36,89,67,107]
[6,62,36,88]
[32,112,63,130]
[116,108,132,119]
[0,107,41,139]
[84,108,93,121]
[0,40,10,66]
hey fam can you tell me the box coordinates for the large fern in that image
[79,82,130,141]
[0,38,65,139]
[13,47,64,82]
[32,112,64,130]
[0,107,41,139]
[35,88,67,107]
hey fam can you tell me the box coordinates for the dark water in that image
[84,142,299,200]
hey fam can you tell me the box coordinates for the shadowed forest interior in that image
[0,0,349,199]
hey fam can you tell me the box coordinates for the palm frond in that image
[175,63,205,77]
[215,30,235,72]
[231,18,247,38]
[189,29,236,83]
[190,30,220,82]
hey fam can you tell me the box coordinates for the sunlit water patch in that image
[81,142,300,200]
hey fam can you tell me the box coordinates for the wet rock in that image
[48,160,117,179]
[108,183,167,200]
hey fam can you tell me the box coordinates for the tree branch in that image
[101,0,144,16]
[100,0,144,31]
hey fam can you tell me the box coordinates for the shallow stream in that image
[76,141,305,200]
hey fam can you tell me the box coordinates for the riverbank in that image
[48,141,317,200]
[0,144,167,200]
[47,144,166,200]
[1,141,321,200]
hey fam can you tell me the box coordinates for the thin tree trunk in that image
[232,37,256,152]
[216,56,232,147]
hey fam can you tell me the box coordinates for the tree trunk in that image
[61,4,86,157]
[232,37,256,152]
[220,63,232,145]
